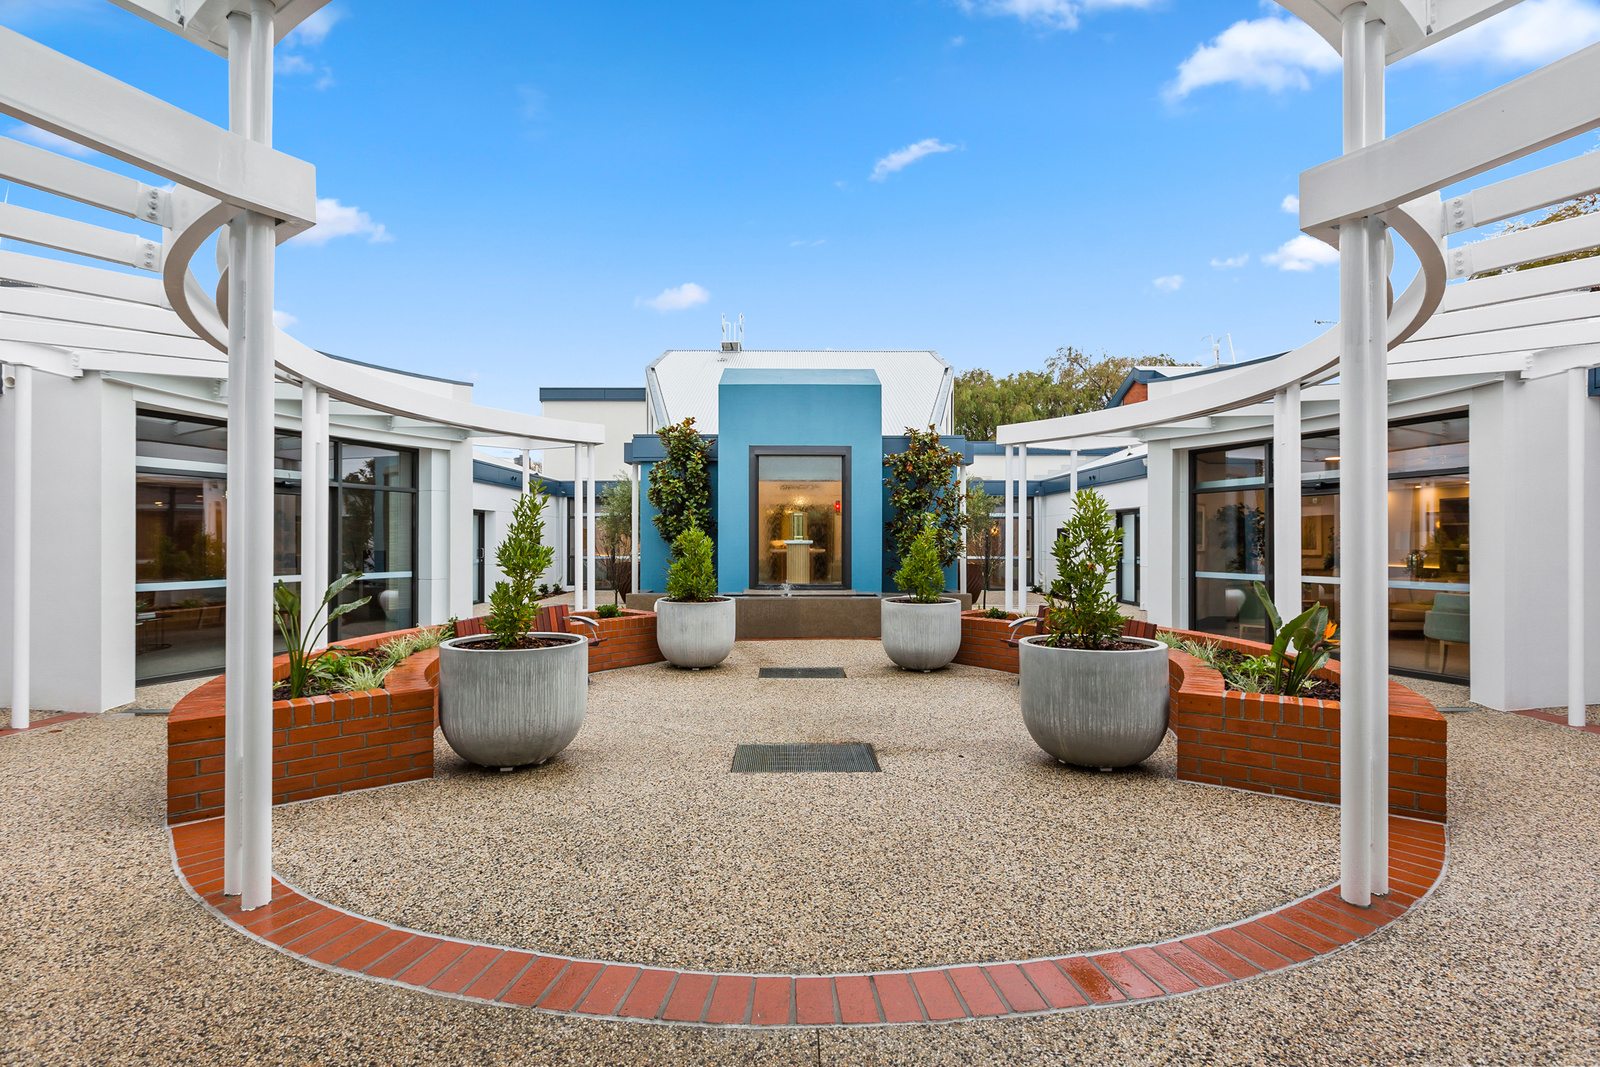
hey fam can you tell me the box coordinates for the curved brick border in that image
[169,814,1447,1027]
[1,712,90,738]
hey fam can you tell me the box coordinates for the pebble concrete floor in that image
[2,644,1598,1066]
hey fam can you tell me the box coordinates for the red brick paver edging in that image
[1,712,90,738]
[170,814,1447,1028]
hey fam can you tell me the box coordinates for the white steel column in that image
[9,363,31,732]
[1019,443,1028,597]
[299,381,328,649]
[226,0,277,911]
[630,462,640,597]
[1070,448,1079,497]
[586,444,598,611]
[1337,4,1389,907]
[521,449,530,500]
[572,445,585,604]
[1002,446,1014,612]
[1569,366,1588,728]
[1273,384,1303,621]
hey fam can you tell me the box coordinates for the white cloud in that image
[273,310,298,330]
[871,138,959,182]
[289,198,393,246]
[951,35,966,45]
[517,85,548,120]
[7,123,93,157]
[285,6,342,47]
[1210,254,1249,269]
[637,283,710,312]
[790,239,826,247]
[1281,194,1299,214]
[958,0,1155,32]
[276,54,314,75]
[1153,274,1184,292]
[1165,16,1340,101]
[1411,0,1600,66]
[1264,234,1338,272]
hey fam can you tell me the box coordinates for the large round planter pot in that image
[1018,635,1169,769]
[881,597,962,671]
[655,597,736,668]
[437,632,587,769]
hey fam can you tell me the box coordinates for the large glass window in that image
[134,411,301,681]
[330,439,417,640]
[1191,446,1270,638]
[752,451,847,587]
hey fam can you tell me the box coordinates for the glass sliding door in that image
[1191,445,1270,638]
[750,449,848,588]
[329,440,418,640]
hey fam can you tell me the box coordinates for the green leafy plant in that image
[272,573,371,699]
[963,477,1000,606]
[884,427,964,585]
[665,523,718,602]
[892,515,947,604]
[598,472,634,603]
[595,603,622,619]
[488,485,556,648]
[983,606,1011,620]
[648,418,714,547]
[1041,488,1124,650]
[1251,582,1340,697]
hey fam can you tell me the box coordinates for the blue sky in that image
[3,0,1599,418]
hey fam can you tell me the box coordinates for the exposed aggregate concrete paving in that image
[2,642,1597,1066]
[273,641,1338,974]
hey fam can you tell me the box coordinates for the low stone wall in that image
[166,630,440,826]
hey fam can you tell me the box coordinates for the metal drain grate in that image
[758,667,846,679]
[730,743,880,773]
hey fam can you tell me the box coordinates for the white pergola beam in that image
[1300,40,1600,239]
[0,202,160,271]
[0,249,169,306]
[0,318,218,360]
[1454,150,1600,233]
[1413,290,1600,342]
[1448,212,1600,280]
[0,285,194,337]
[1440,256,1600,312]
[0,27,316,228]
[0,135,170,224]
[106,0,334,57]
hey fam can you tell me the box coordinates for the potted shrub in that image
[655,522,735,669]
[881,515,962,671]
[1015,487,1168,769]
[436,485,586,770]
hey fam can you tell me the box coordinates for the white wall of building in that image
[538,399,646,482]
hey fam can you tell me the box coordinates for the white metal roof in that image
[645,349,954,435]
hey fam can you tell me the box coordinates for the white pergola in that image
[0,1,606,910]
[998,2,1600,906]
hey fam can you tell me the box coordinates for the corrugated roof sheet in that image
[646,349,953,434]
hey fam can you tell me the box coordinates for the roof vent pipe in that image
[720,313,743,355]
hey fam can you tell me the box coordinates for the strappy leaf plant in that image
[272,572,371,699]
[1251,582,1340,697]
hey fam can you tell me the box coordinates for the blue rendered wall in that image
[717,369,884,594]
[634,454,719,593]
[880,434,969,594]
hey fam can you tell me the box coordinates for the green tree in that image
[597,473,633,605]
[1042,488,1124,650]
[488,485,555,648]
[893,515,947,603]
[1472,193,1599,277]
[647,418,714,549]
[665,523,717,602]
[962,477,1000,606]
[954,347,1196,442]
[883,427,964,586]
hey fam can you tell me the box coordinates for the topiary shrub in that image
[883,427,963,583]
[892,515,946,604]
[665,523,718,602]
[648,418,714,547]
[488,484,555,648]
[1041,487,1124,650]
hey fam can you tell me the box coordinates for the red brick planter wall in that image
[951,615,1447,822]
[1163,630,1447,822]
[167,630,441,826]
[574,610,665,672]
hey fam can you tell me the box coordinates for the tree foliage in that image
[488,485,555,648]
[883,427,964,580]
[665,523,718,602]
[1472,194,1599,278]
[954,347,1195,442]
[597,473,633,603]
[962,477,1000,605]
[647,418,714,549]
[1042,488,1124,650]
[893,515,947,603]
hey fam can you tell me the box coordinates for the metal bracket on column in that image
[136,181,173,226]
[1448,244,1473,280]
[1444,195,1472,232]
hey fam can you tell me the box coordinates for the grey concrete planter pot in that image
[881,597,962,671]
[437,633,587,770]
[1018,635,1169,769]
[656,597,736,668]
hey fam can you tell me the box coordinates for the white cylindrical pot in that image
[1018,635,1169,769]
[881,597,962,671]
[437,633,587,769]
[656,597,736,668]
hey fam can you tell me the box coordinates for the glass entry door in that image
[751,451,848,588]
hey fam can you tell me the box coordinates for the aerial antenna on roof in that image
[720,313,741,355]
[1201,333,1236,366]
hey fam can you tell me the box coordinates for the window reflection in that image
[755,454,845,586]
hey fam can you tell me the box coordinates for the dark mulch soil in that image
[452,635,569,652]
[1210,648,1341,701]
[270,649,390,701]
[1040,637,1150,652]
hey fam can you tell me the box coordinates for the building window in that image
[133,411,301,682]
[329,439,418,641]
[1190,444,1271,638]
[749,449,850,588]
[1115,508,1140,605]
[473,511,487,604]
